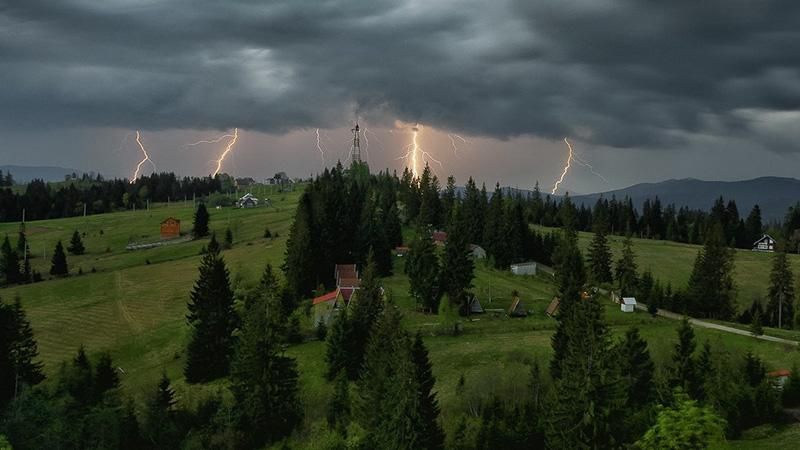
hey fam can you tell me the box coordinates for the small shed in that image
[468,295,484,314]
[160,217,181,239]
[237,193,258,208]
[621,297,637,313]
[752,235,777,252]
[470,244,487,259]
[545,297,560,317]
[508,297,528,317]
[511,262,537,276]
[432,230,448,246]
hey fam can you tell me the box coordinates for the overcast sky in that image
[1,0,799,194]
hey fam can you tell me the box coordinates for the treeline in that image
[0,172,222,222]
[283,162,402,299]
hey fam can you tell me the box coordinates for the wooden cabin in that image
[160,217,181,239]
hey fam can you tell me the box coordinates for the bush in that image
[264,227,272,239]
[316,322,328,341]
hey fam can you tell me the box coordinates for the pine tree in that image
[68,345,94,405]
[766,250,795,329]
[223,227,233,249]
[587,221,614,285]
[692,341,713,401]
[94,352,119,398]
[550,230,586,379]
[547,296,625,448]
[671,318,697,394]
[206,231,221,255]
[357,303,426,449]
[440,205,475,312]
[751,308,764,336]
[483,184,504,261]
[0,296,44,409]
[67,230,85,255]
[184,246,237,383]
[15,223,26,261]
[192,203,210,238]
[686,222,736,319]
[412,332,445,450]
[231,272,302,446]
[325,307,353,380]
[49,240,69,276]
[406,224,441,312]
[327,370,351,434]
[1,236,21,285]
[142,372,180,449]
[618,327,655,408]
[615,235,638,296]
[347,253,384,379]
[282,193,316,299]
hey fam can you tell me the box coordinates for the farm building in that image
[508,296,527,317]
[312,290,344,326]
[432,230,448,246]
[470,244,487,259]
[335,264,359,287]
[160,217,181,239]
[467,295,484,314]
[511,262,537,276]
[395,246,410,256]
[752,234,777,252]
[767,369,792,388]
[621,297,637,313]
[237,193,258,208]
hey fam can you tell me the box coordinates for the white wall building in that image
[511,262,537,276]
[621,297,637,313]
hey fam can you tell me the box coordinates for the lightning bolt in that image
[572,152,608,184]
[131,130,157,183]
[185,133,235,147]
[315,128,327,166]
[396,124,442,177]
[213,128,239,176]
[551,137,574,195]
[447,133,470,159]
[362,127,370,161]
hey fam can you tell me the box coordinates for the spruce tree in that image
[94,352,119,398]
[412,332,445,450]
[223,227,233,249]
[618,327,655,408]
[49,240,69,276]
[0,296,45,409]
[686,222,736,319]
[615,235,638,296]
[67,230,85,255]
[406,224,441,312]
[184,245,237,383]
[440,205,475,313]
[142,372,180,449]
[1,236,21,285]
[16,223,27,257]
[325,307,353,380]
[327,370,351,435]
[347,253,384,379]
[550,229,586,379]
[282,193,316,299]
[692,341,713,401]
[587,221,614,285]
[230,272,302,446]
[766,250,795,329]
[547,296,625,448]
[671,318,697,394]
[192,203,210,238]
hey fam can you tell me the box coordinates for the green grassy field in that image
[1,198,799,447]
[536,226,800,311]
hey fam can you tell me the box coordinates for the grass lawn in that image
[536,225,800,312]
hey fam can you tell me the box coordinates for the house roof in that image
[622,297,637,305]
[546,297,560,316]
[161,217,180,224]
[432,231,448,243]
[508,297,527,316]
[767,369,792,378]
[312,290,339,305]
[511,262,537,268]
[753,234,776,246]
[335,264,358,279]
[338,277,360,288]
[340,286,359,302]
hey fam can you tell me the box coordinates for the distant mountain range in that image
[569,177,800,222]
[0,165,81,183]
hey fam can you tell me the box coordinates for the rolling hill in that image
[0,164,82,183]
[571,177,800,222]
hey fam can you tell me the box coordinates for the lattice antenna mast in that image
[351,122,361,162]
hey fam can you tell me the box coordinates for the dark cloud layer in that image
[1,0,799,151]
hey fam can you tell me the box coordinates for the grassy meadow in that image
[1,194,799,447]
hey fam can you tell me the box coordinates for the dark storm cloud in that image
[1,0,799,151]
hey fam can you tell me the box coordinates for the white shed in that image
[510,262,537,276]
[621,297,637,313]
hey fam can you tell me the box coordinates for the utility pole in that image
[779,290,784,329]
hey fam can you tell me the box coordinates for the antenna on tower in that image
[351,122,362,163]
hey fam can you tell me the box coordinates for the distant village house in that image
[511,262,537,276]
[621,297,637,313]
[160,217,181,239]
[752,234,776,252]
[237,193,259,208]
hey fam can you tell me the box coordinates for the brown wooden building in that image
[160,217,181,239]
